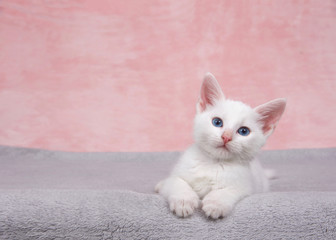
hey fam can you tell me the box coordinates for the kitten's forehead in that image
[209,99,255,121]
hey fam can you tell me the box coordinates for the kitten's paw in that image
[155,181,164,193]
[202,198,233,219]
[168,195,199,218]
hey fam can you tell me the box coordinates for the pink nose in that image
[221,131,232,144]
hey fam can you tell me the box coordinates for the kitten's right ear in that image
[254,98,287,137]
[197,72,225,113]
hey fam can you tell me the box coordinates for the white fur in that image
[155,73,286,219]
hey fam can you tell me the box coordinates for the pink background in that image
[1,0,336,152]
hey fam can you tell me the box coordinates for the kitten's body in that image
[157,144,269,198]
[155,73,286,219]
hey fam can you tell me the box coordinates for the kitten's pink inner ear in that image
[255,98,286,134]
[198,73,224,112]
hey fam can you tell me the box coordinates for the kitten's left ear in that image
[254,98,287,137]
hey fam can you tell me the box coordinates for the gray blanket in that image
[0,146,335,239]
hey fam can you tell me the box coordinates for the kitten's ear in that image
[197,72,225,113]
[254,98,286,137]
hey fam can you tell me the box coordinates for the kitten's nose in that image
[221,130,232,144]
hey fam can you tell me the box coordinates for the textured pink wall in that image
[0,0,336,152]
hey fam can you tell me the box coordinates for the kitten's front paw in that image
[168,195,199,218]
[202,197,233,219]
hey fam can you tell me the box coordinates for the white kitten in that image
[155,72,286,219]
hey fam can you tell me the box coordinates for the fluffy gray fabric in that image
[0,146,335,239]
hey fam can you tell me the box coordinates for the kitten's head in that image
[194,73,286,161]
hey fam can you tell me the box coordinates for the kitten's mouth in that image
[218,144,230,151]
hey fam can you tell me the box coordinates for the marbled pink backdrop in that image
[0,0,336,152]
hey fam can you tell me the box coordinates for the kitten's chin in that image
[197,143,233,161]
[197,143,255,162]
[214,146,234,159]
[214,147,253,162]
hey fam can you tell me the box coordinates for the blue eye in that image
[237,127,250,136]
[212,118,223,127]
